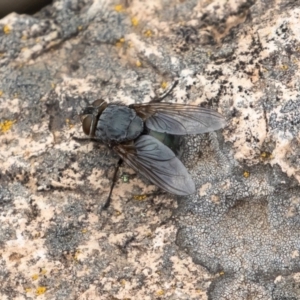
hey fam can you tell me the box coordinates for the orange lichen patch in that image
[36,286,47,295]
[120,279,127,286]
[136,60,142,67]
[34,232,41,239]
[0,90,3,97]
[32,274,39,281]
[133,194,147,201]
[261,151,272,159]
[131,17,139,27]
[156,290,165,296]
[81,228,88,233]
[279,64,288,71]
[219,271,225,276]
[74,250,81,262]
[114,210,122,216]
[25,288,32,293]
[40,269,47,275]
[3,25,11,34]
[146,232,153,237]
[143,29,153,37]
[116,37,125,47]
[114,4,124,12]
[115,42,123,48]
[161,81,168,89]
[77,25,83,31]
[0,120,16,133]
[243,171,250,178]
[65,118,74,129]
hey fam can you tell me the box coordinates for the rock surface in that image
[1,0,300,299]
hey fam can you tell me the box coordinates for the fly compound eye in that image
[92,99,104,108]
[82,115,93,136]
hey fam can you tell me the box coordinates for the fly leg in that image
[150,79,179,103]
[72,136,104,144]
[73,135,121,209]
[102,158,123,210]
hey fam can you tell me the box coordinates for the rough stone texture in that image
[1,0,300,299]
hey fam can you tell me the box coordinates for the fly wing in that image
[114,135,195,195]
[132,102,226,135]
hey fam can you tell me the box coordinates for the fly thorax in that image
[95,105,144,143]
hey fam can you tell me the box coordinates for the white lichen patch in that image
[199,182,212,197]
[87,168,107,189]
[56,76,96,104]
[170,255,211,299]
[125,33,164,58]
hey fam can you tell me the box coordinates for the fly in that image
[78,81,226,208]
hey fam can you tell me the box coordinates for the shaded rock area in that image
[1,0,300,299]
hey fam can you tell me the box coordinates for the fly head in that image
[79,99,107,137]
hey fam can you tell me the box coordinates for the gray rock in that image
[1,0,300,299]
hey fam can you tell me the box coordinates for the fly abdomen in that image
[95,105,144,143]
[147,129,182,157]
